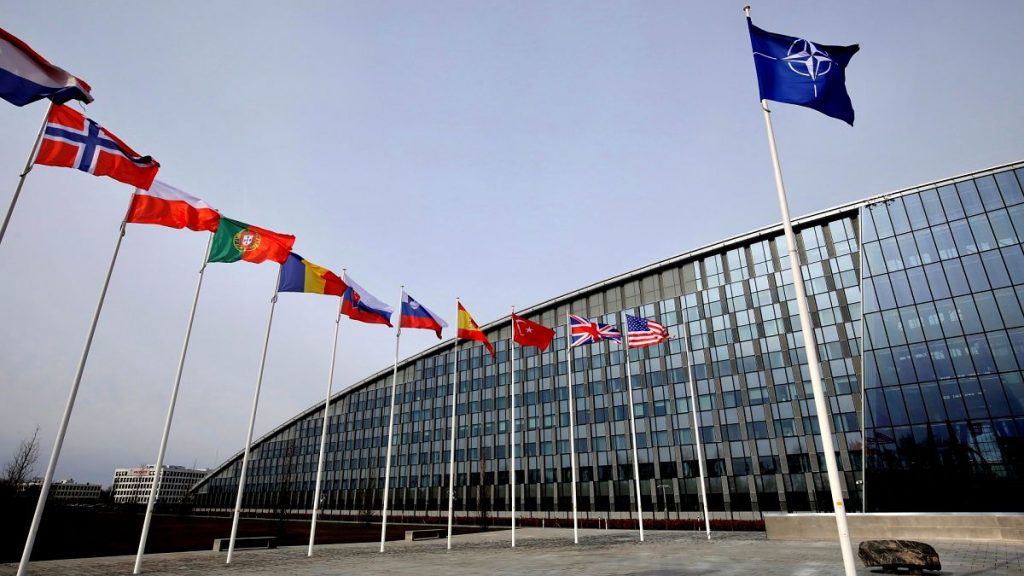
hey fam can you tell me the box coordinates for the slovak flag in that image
[340,272,393,327]
[1,27,93,107]
[34,104,160,190]
[400,291,447,339]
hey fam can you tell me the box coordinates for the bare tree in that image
[4,426,40,487]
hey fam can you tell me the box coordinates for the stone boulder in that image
[858,540,941,574]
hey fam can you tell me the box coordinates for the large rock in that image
[858,540,941,574]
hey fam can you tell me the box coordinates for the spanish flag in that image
[457,302,494,357]
[278,252,345,296]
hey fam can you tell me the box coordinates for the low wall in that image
[764,513,1024,542]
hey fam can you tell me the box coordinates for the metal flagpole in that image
[17,197,130,576]
[308,303,343,557]
[565,312,579,544]
[747,7,856,568]
[134,232,214,574]
[226,265,283,564]
[446,307,460,550]
[682,323,711,539]
[0,101,52,249]
[621,322,644,542]
[509,306,517,548]
[379,286,404,553]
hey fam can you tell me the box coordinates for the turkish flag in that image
[512,313,555,351]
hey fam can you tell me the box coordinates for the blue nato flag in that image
[747,18,859,125]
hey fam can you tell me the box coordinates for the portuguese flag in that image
[208,217,295,264]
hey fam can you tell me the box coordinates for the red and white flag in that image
[512,313,555,351]
[34,104,159,190]
[126,180,220,232]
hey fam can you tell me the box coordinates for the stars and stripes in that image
[625,314,669,348]
[569,314,621,347]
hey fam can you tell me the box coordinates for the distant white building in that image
[112,465,208,504]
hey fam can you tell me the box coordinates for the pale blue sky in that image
[2,1,1023,485]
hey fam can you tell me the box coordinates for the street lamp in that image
[656,483,671,523]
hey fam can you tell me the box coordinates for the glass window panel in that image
[988,331,1019,372]
[936,299,963,337]
[950,219,978,255]
[961,254,992,293]
[900,306,925,343]
[1003,246,1024,285]
[968,214,997,252]
[910,342,935,380]
[889,271,915,307]
[872,205,895,239]
[988,209,1019,247]
[880,238,905,271]
[940,380,966,420]
[919,382,946,421]
[931,224,959,259]
[917,302,944,341]
[995,287,1024,328]
[976,176,1005,211]
[960,378,989,419]
[947,337,976,377]
[920,188,947,226]
[903,384,928,424]
[974,291,1004,332]
[902,193,929,230]
[981,250,1011,290]
[863,242,886,276]
[860,205,878,242]
[956,179,985,216]
[967,334,997,374]
[954,295,984,334]
[893,346,918,384]
[888,199,912,235]
[938,185,966,220]
[912,229,939,264]
[872,274,897,310]
[864,312,888,350]
[928,340,955,379]
[884,387,909,425]
[882,309,906,346]
[980,376,1011,418]
[943,259,971,297]
[995,170,1024,206]
[906,267,932,304]
[896,233,922,267]
[923,262,951,300]
[1008,205,1024,243]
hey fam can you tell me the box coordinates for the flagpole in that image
[446,304,460,550]
[620,323,644,542]
[226,265,283,564]
[379,286,403,553]
[133,232,214,574]
[682,323,711,539]
[509,306,517,548]
[0,101,52,249]
[17,198,129,576]
[308,304,343,557]
[565,312,579,544]
[747,8,855,572]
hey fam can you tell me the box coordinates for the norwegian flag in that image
[625,314,669,348]
[34,104,159,190]
[569,314,621,347]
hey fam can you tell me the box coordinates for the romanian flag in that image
[457,302,494,357]
[207,217,294,265]
[278,253,345,296]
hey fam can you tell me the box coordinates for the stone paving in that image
[3,528,1022,575]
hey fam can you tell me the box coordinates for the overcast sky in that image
[2,1,1023,486]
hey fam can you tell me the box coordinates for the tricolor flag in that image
[278,253,345,296]
[457,302,494,357]
[126,180,220,232]
[207,217,295,265]
[34,104,160,189]
[625,314,669,348]
[512,313,555,351]
[569,314,621,347]
[0,27,93,106]
[400,292,447,339]
[341,272,393,327]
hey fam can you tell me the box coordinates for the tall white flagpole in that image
[509,306,517,548]
[746,8,855,573]
[682,323,711,539]
[379,286,404,553]
[17,194,132,576]
[565,312,579,544]
[134,232,214,574]
[0,101,52,249]
[226,265,283,564]
[620,323,644,542]
[308,303,343,557]
[446,304,461,549]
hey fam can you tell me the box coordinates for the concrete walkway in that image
[4,528,1023,575]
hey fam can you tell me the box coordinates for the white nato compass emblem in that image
[783,38,833,83]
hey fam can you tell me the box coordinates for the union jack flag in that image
[569,314,621,347]
[626,314,669,348]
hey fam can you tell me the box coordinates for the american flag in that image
[625,314,669,348]
[569,314,622,347]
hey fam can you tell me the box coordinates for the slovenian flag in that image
[340,272,393,327]
[1,27,93,107]
[400,291,447,339]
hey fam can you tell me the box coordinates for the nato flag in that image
[747,18,858,125]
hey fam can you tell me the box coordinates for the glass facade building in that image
[193,161,1024,518]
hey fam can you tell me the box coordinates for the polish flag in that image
[126,180,220,232]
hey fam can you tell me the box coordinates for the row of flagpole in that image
[3,6,864,573]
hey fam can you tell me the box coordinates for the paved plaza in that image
[3,528,1022,575]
